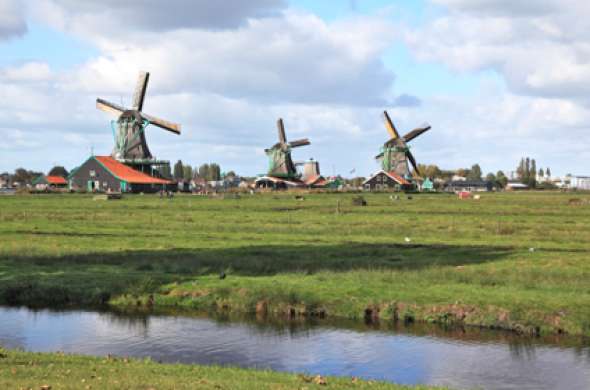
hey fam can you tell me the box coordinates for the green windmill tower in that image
[265,118,310,179]
[375,111,431,179]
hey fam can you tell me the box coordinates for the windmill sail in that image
[96,71,181,161]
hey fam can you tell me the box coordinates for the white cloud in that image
[33,0,287,33]
[406,1,590,100]
[53,10,397,107]
[0,0,27,40]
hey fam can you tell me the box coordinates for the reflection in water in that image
[0,306,589,390]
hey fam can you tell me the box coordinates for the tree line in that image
[169,160,235,182]
[1,166,68,185]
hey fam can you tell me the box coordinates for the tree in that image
[209,163,221,181]
[173,160,184,180]
[456,168,469,178]
[183,165,193,181]
[159,164,172,179]
[351,177,365,187]
[529,159,537,188]
[485,172,496,182]
[516,158,525,180]
[48,166,69,177]
[417,164,442,179]
[538,168,544,178]
[546,167,551,178]
[524,157,531,184]
[13,168,42,185]
[198,164,210,181]
[496,170,508,189]
[467,164,482,181]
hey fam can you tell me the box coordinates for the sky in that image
[1,0,589,177]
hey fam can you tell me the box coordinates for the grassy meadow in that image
[0,347,437,390]
[1,191,590,335]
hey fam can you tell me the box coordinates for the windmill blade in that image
[383,111,400,139]
[375,152,384,160]
[403,125,431,143]
[132,71,150,111]
[288,138,310,148]
[277,118,287,144]
[141,112,181,134]
[96,98,126,117]
[407,150,421,176]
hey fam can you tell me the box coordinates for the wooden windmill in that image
[375,111,431,178]
[96,71,181,162]
[265,118,310,179]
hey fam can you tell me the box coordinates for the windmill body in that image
[364,111,431,191]
[375,110,431,179]
[380,139,411,178]
[96,71,181,175]
[265,118,310,180]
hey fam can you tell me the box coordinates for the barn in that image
[69,155,172,193]
[32,175,68,190]
[363,170,414,191]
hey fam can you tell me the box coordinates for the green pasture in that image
[0,347,435,390]
[0,191,589,335]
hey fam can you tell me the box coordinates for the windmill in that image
[265,118,310,179]
[375,111,430,179]
[96,71,181,163]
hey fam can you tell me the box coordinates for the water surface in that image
[1,307,589,390]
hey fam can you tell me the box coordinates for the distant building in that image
[0,173,10,188]
[506,182,529,191]
[445,180,493,192]
[32,175,68,190]
[421,178,435,192]
[363,170,414,191]
[69,155,173,193]
[255,176,302,189]
[304,174,329,188]
[451,175,467,182]
[301,159,320,180]
[569,176,590,190]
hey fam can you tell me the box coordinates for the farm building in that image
[420,178,435,192]
[255,175,303,189]
[32,175,68,190]
[444,180,493,192]
[0,173,10,188]
[506,182,529,191]
[569,176,590,191]
[304,174,329,188]
[363,170,414,191]
[69,155,172,193]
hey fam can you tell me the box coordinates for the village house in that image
[32,175,68,190]
[363,170,414,191]
[69,155,172,193]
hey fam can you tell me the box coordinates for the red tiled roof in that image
[304,175,328,187]
[95,156,172,184]
[46,175,67,185]
[385,171,411,185]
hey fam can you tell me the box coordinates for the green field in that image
[0,347,436,389]
[1,191,589,336]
